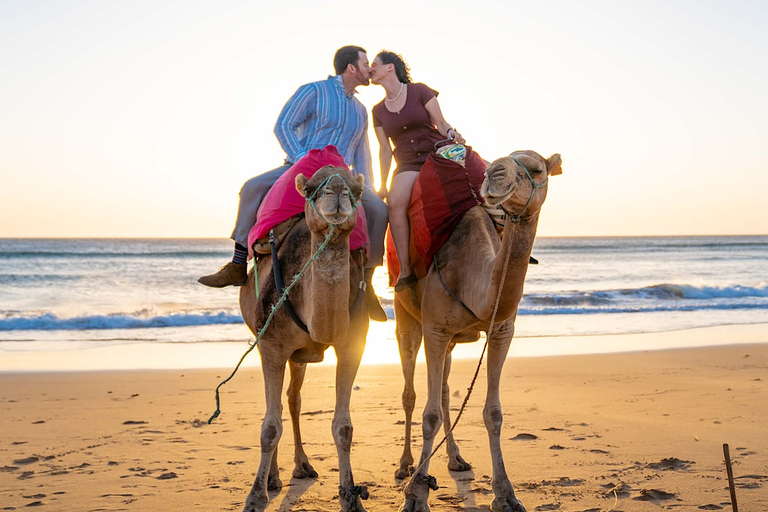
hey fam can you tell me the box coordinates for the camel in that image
[238,165,371,512]
[395,150,562,512]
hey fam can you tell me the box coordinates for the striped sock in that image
[232,243,248,265]
[363,266,375,286]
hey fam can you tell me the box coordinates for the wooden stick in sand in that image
[723,443,739,512]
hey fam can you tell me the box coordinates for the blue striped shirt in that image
[274,75,373,186]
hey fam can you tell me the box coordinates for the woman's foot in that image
[394,272,418,292]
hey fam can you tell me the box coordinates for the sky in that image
[1,0,766,238]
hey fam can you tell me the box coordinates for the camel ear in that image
[354,175,365,199]
[546,154,563,176]
[295,174,309,196]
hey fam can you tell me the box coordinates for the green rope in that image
[208,173,359,424]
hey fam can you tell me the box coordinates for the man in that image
[199,45,389,322]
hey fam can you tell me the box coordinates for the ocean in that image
[1,236,767,363]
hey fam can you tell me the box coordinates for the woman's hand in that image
[377,187,389,201]
[447,128,466,145]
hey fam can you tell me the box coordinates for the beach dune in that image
[1,342,766,511]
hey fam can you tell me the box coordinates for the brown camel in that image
[238,165,371,512]
[395,150,562,512]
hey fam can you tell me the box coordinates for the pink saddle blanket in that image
[248,145,369,259]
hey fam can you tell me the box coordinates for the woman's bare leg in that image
[388,171,420,282]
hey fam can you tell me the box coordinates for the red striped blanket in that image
[387,146,486,283]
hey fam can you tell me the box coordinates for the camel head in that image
[296,165,365,236]
[481,150,562,220]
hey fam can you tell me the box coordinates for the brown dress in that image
[372,83,445,175]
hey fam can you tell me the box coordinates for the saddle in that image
[248,146,370,260]
[386,146,493,284]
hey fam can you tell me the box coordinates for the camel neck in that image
[303,238,353,343]
[477,213,540,322]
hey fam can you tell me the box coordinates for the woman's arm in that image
[424,96,465,144]
[374,125,393,199]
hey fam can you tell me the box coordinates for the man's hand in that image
[377,187,389,201]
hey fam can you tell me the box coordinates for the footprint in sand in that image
[647,457,694,471]
[633,488,676,501]
[601,481,631,497]
[734,474,768,489]
[510,433,538,441]
[13,456,39,466]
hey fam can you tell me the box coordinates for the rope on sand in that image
[207,174,358,424]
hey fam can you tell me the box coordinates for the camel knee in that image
[287,390,301,415]
[422,411,442,439]
[483,406,503,436]
[260,423,282,453]
[333,422,353,452]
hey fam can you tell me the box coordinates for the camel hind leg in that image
[400,328,453,512]
[442,344,471,472]
[287,361,318,479]
[394,298,422,480]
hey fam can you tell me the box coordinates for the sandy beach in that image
[1,335,767,511]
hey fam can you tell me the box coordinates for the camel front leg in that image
[441,344,471,472]
[333,338,368,512]
[287,361,318,479]
[484,325,525,512]
[400,330,451,512]
[242,358,286,512]
[395,299,422,479]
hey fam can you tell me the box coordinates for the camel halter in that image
[207,173,362,424]
[305,173,361,225]
[498,156,548,223]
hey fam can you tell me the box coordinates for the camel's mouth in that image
[481,167,516,206]
[315,192,356,225]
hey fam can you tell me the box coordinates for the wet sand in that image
[1,341,766,511]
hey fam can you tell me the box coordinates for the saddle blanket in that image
[248,145,369,259]
[387,146,487,282]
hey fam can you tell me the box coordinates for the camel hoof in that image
[398,498,430,512]
[339,485,369,512]
[293,461,318,479]
[241,492,268,512]
[448,455,472,472]
[267,474,282,491]
[491,496,526,512]
[395,464,415,480]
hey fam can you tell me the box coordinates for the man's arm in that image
[274,84,315,163]
[351,117,374,188]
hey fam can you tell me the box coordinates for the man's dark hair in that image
[376,50,412,83]
[334,45,366,75]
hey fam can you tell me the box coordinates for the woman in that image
[371,50,465,292]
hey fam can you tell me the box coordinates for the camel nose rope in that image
[207,174,360,424]
[410,216,515,481]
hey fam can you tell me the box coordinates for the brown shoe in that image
[365,286,388,322]
[198,262,247,288]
